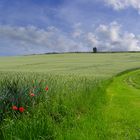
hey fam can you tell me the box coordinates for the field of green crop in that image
[0,53,140,140]
[0,53,140,78]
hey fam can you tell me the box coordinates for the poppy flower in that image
[45,86,49,91]
[19,107,25,113]
[12,106,18,111]
[30,93,35,97]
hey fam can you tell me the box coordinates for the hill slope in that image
[0,53,140,139]
[0,53,140,78]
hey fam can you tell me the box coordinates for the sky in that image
[0,0,140,56]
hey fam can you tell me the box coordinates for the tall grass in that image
[0,72,109,140]
[0,53,140,139]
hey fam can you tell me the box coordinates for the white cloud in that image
[104,0,140,13]
[86,21,140,51]
[96,22,121,42]
[72,23,84,38]
[87,32,98,46]
[71,21,140,52]
[0,25,84,55]
[0,22,140,55]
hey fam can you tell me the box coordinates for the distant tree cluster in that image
[93,47,97,53]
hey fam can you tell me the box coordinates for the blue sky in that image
[0,0,140,56]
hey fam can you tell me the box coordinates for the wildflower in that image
[19,107,25,113]
[12,106,18,111]
[45,86,49,91]
[30,93,35,97]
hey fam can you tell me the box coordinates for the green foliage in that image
[0,75,47,123]
[0,72,108,140]
[0,53,140,139]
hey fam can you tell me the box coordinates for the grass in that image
[0,73,108,140]
[105,69,140,139]
[0,53,140,139]
[0,53,140,78]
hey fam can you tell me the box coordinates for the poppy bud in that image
[19,107,25,113]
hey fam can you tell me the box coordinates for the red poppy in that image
[45,86,49,91]
[12,106,18,111]
[30,93,35,97]
[19,107,25,113]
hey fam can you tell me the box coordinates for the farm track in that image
[105,69,140,139]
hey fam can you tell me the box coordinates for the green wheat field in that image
[0,53,140,140]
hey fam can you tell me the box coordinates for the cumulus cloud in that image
[86,21,140,51]
[0,22,140,56]
[0,25,84,55]
[72,23,84,38]
[104,0,140,13]
[71,21,140,52]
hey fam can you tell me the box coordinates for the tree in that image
[93,47,97,53]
